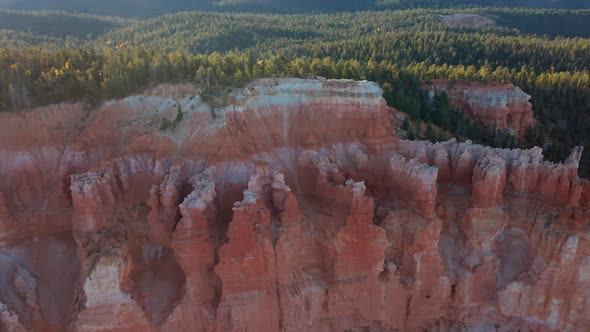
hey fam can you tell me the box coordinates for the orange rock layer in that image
[0,78,588,331]
[428,79,536,138]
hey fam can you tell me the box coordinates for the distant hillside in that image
[0,0,215,17]
[96,8,590,52]
[0,10,127,36]
[95,11,425,53]
[490,8,590,38]
[0,10,128,48]
[379,0,590,10]
[1,8,589,49]
[0,0,588,17]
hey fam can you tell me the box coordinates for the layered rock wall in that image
[0,78,588,332]
[428,79,535,138]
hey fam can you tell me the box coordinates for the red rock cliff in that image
[0,78,588,332]
[428,79,536,138]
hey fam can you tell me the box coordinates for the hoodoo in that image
[0,78,589,331]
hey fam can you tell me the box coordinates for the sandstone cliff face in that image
[428,79,536,138]
[0,78,588,332]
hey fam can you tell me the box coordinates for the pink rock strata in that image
[0,78,588,332]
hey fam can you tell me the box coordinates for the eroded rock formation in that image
[0,78,589,331]
[428,79,536,138]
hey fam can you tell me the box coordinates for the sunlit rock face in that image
[428,79,536,139]
[0,78,589,332]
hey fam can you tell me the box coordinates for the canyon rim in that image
[0,78,589,331]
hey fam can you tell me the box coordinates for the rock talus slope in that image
[0,78,589,331]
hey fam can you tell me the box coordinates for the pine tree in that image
[402,117,410,130]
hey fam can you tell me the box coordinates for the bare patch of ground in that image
[439,14,495,28]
